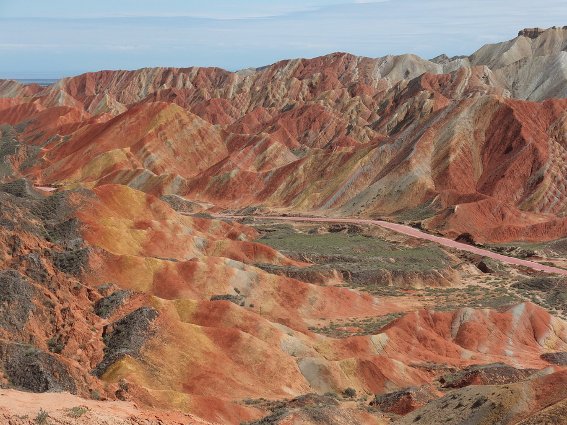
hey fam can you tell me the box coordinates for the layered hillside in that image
[1,27,567,424]
[0,181,566,424]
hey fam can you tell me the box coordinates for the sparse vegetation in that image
[67,406,89,418]
[35,409,49,424]
[258,225,450,272]
[255,222,455,295]
[47,336,65,354]
[343,387,357,398]
[210,294,246,306]
[94,290,131,318]
[242,393,340,424]
[309,313,403,338]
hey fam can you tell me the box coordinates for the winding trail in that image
[216,214,567,277]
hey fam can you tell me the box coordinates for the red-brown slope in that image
[0,79,43,98]
[31,102,228,191]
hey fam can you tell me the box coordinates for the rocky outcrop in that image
[399,370,567,425]
[439,363,536,388]
[94,290,133,319]
[0,270,35,332]
[518,28,546,38]
[370,386,436,415]
[541,352,567,365]
[93,307,159,377]
[0,341,76,393]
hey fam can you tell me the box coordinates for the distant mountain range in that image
[3,27,567,243]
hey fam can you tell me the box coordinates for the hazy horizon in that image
[1,0,566,79]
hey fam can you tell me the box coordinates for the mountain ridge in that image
[2,28,567,243]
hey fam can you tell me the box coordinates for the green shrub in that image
[47,336,64,354]
[343,387,357,398]
[67,406,89,418]
[35,409,49,424]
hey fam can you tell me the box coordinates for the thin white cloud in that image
[0,42,148,52]
[0,43,64,50]
[1,0,566,77]
[0,0,349,20]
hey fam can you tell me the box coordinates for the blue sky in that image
[1,0,566,78]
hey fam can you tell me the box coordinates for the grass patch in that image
[309,313,404,338]
[258,224,450,273]
[35,409,49,424]
[67,406,89,418]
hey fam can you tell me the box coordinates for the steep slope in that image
[470,26,567,100]
[0,79,43,98]
[32,102,228,195]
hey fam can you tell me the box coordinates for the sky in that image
[1,0,566,79]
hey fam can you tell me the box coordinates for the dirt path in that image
[217,215,567,277]
[34,185,57,192]
[0,389,212,424]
